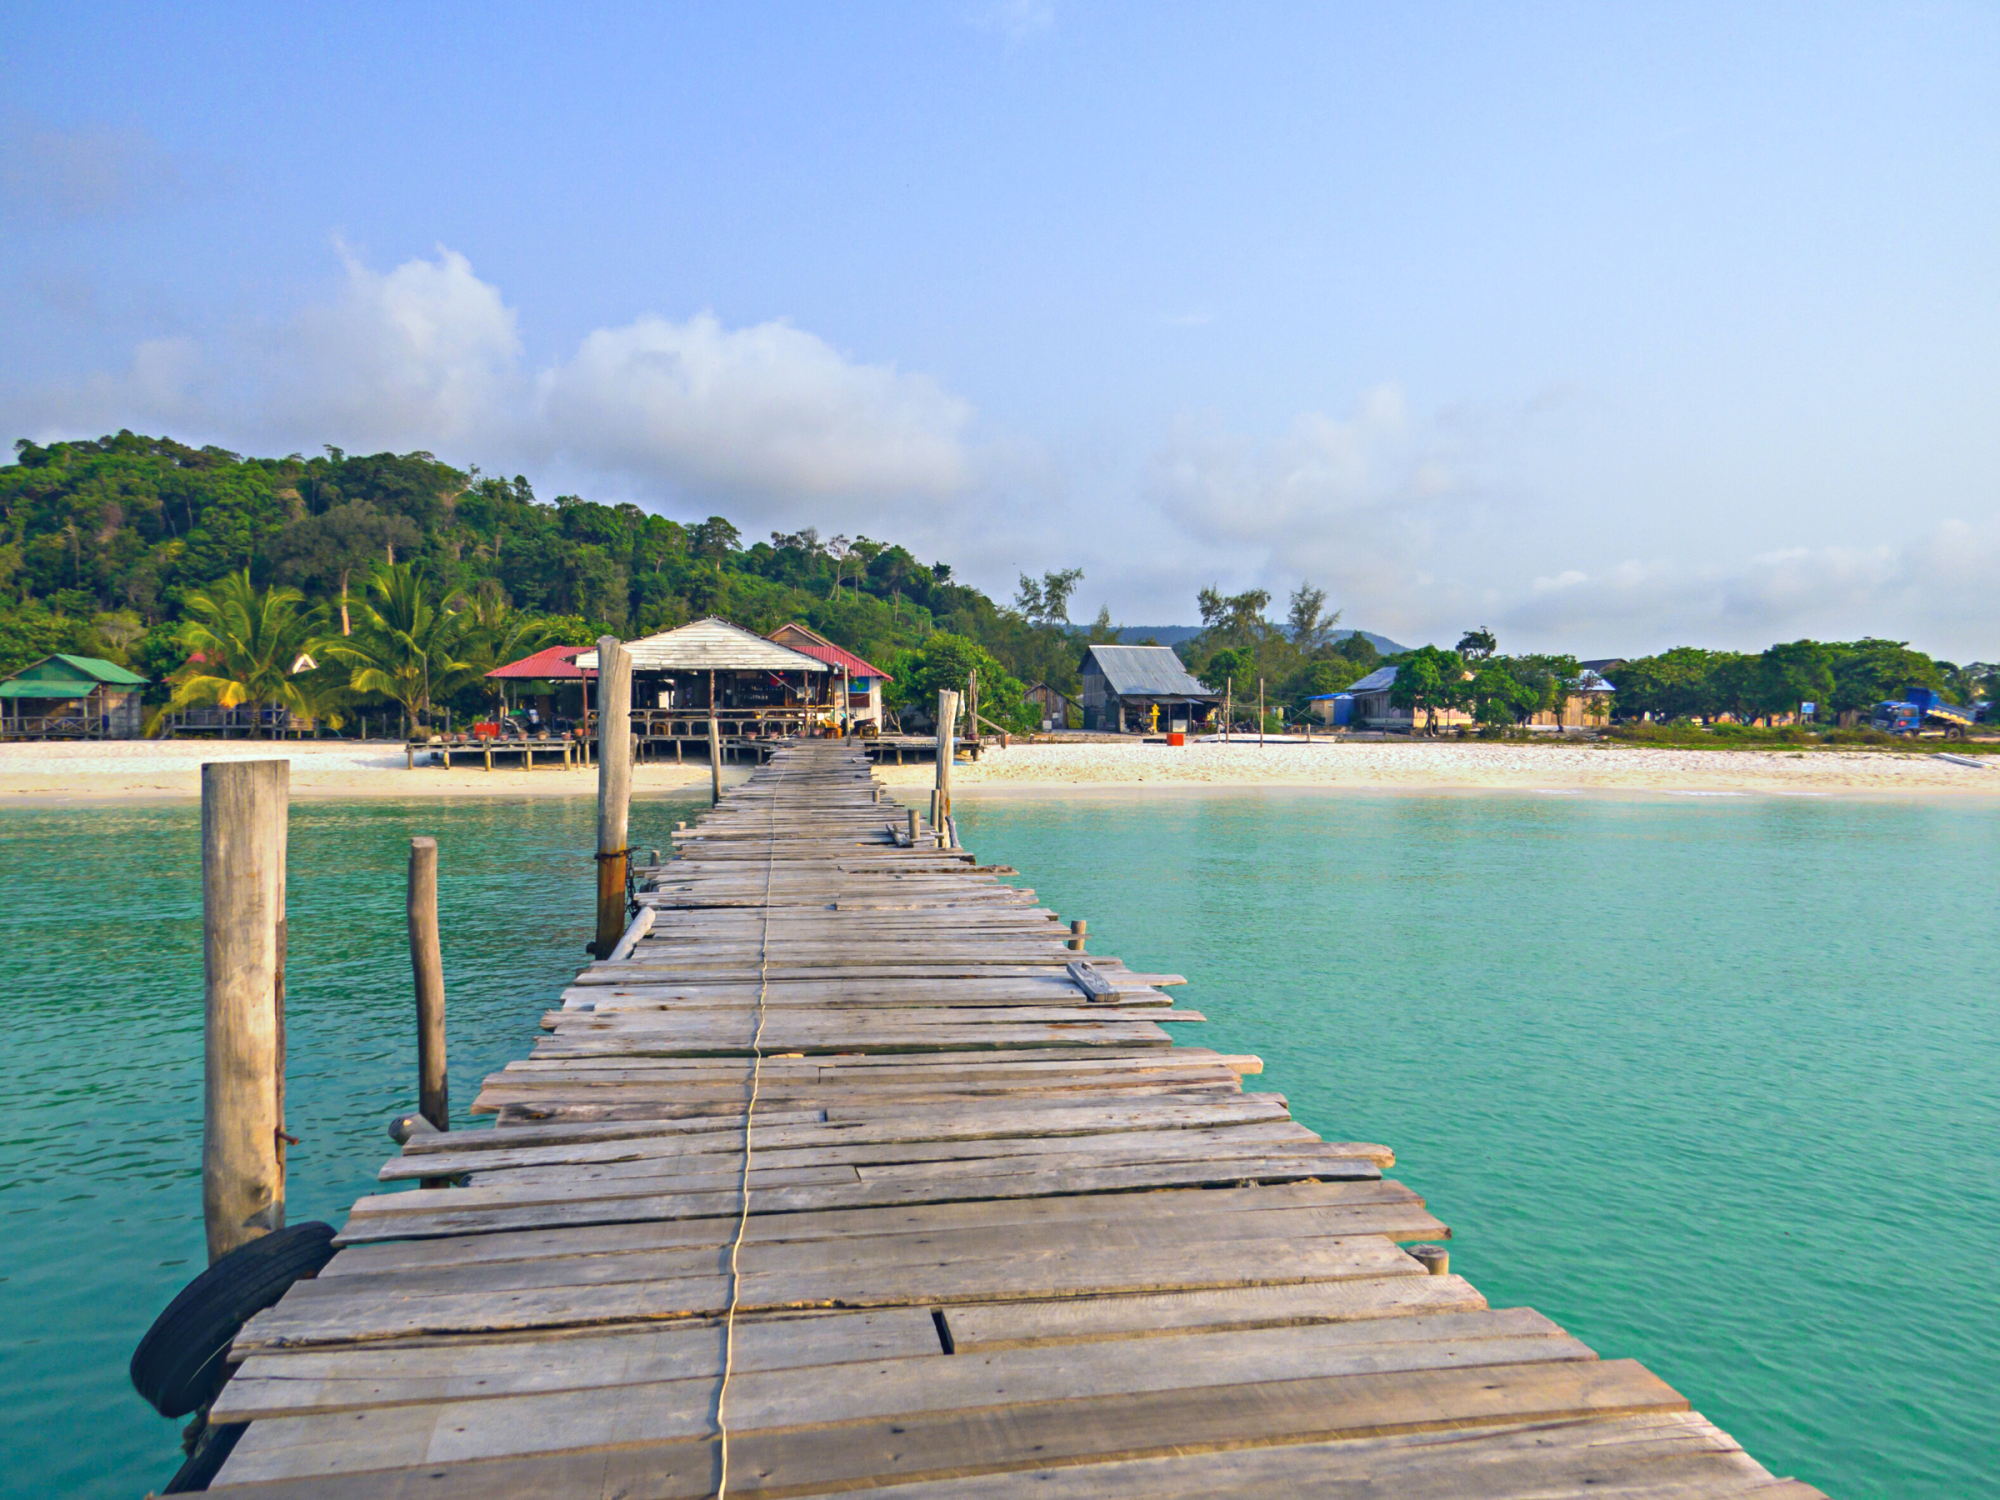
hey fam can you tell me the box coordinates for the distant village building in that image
[765,622,893,729]
[1310,664,1616,731]
[1079,645,1218,734]
[0,654,148,739]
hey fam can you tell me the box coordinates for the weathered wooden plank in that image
[214,1308,944,1421]
[238,1237,1425,1350]
[221,1323,1598,1479]
[325,1181,1432,1273]
[210,1360,1689,1496]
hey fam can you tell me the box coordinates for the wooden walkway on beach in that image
[208,740,1823,1498]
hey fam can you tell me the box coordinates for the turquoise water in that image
[0,790,1993,1496]
[958,791,2000,1499]
[0,794,707,1499]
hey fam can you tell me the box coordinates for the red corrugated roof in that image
[486,645,596,681]
[766,625,892,681]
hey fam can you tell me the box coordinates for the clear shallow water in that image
[0,790,1993,1497]
[958,791,2000,1500]
[0,793,707,1499]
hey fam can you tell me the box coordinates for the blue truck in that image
[1871,688,1976,739]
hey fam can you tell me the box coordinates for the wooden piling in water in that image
[593,636,633,959]
[406,837,448,1133]
[200,758,288,1263]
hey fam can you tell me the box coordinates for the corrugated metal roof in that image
[1343,666,1399,693]
[487,645,595,681]
[1082,644,1215,698]
[576,618,828,674]
[766,623,893,681]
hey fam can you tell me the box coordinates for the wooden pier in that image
[206,741,1823,1498]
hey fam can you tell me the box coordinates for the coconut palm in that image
[151,572,321,737]
[321,562,477,735]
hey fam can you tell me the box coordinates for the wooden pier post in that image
[593,635,634,959]
[936,688,958,799]
[908,807,920,846]
[707,714,722,806]
[406,837,448,1133]
[1068,918,1087,951]
[200,758,289,1263]
[1411,1245,1450,1276]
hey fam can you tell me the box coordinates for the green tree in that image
[154,572,321,737]
[1015,567,1085,626]
[1826,639,1944,720]
[886,632,1031,731]
[274,500,422,635]
[1390,645,1468,734]
[1455,627,1498,662]
[1468,659,1535,728]
[1612,647,1723,722]
[1287,582,1339,651]
[322,563,475,732]
[1752,640,1834,723]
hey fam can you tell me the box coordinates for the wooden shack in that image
[1079,644,1218,734]
[766,622,893,730]
[0,653,148,739]
[578,617,830,736]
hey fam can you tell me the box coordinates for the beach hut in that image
[0,654,148,739]
[1079,644,1218,734]
[485,644,596,730]
[578,618,829,733]
[765,623,894,730]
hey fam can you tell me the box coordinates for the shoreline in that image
[1,737,1995,806]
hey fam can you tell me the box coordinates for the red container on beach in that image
[1167,731,1186,746]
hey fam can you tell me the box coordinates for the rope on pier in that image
[713,752,785,1500]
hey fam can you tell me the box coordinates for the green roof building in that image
[0,654,150,739]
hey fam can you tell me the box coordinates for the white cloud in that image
[538,312,972,506]
[1497,526,2000,657]
[270,244,525,452]
[3,245,977,523]
[1137,384,1475,629]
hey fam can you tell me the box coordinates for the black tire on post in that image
[130,1221,337,1418]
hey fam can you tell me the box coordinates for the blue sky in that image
[3,2,1996,655]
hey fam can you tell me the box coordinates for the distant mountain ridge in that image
[1104,625,1411,654]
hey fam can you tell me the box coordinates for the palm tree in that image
[151,572,321,737]
[454,581,564,714]
[322,563,476,736]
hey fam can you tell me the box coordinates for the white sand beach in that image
[0,735,1993,804]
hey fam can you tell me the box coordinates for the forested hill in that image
[5,431,1984,735]
[0,431,1093,714]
